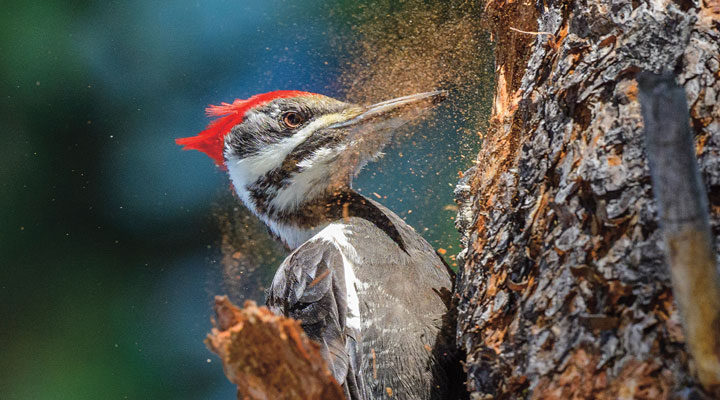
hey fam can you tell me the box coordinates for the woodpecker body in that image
[178,90,462,399]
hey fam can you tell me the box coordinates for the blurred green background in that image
[0,1,491,399]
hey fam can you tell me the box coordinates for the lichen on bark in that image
[455,0,720,397]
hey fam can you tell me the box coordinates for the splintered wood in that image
[205,296,344,400]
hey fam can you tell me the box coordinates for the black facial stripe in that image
[248,186,271,215]
[227,128,293,159]
[226,117,319,160]
[225,95,350,161]
[247,132,347,213]
[286,133,343,167]
[247,167,294,216]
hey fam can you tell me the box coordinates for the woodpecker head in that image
[177,90,446,248]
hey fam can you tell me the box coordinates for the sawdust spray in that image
[217,0,494,300]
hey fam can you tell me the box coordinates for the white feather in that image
[264,219,322,249]
[226,116,334,187]
[313,223,362,332]
[270,145,347,211]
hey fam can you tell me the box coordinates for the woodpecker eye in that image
[282,111,306,129]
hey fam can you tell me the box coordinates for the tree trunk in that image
[454,0,720,398]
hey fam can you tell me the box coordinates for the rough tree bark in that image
[454,0,720,398]
[640,72,720,392]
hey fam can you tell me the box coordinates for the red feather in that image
[176,90,314,167]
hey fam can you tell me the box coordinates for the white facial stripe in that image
[225,114,338,199]
[236,114,344,176]
[269,144,347,211]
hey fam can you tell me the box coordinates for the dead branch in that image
[206,296,345,400]
[639,72,720,395]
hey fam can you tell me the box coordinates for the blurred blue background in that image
[0,1,490,399]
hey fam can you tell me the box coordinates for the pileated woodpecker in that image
[177,90,462,399]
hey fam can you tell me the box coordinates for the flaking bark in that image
[455,0,720,398]
[206,296,344,400]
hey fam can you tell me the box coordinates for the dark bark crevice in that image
[455,0,720,397]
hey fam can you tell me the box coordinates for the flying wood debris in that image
[328,0,492,150]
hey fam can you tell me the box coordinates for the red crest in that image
[176,90,313,167]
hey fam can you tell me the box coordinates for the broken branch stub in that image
[639,72,720,395]
[205,296,345,400]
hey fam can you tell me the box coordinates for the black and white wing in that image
[266,239,365,400]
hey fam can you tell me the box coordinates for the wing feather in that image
[267,239,366,400]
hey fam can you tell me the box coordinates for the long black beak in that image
[322,90,447,186]
[329,90,448,129]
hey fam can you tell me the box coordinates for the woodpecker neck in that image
[240,186,345,250]
[228,160,406,251]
